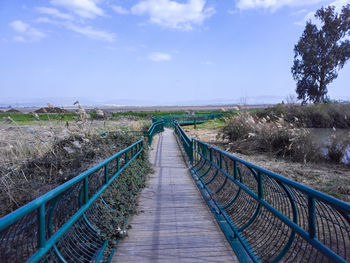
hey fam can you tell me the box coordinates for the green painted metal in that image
[173,121,350,263]
[174,120,193,164]
[2,115,349,263]
[147,120,164,146]
[0,139,143,262]
[153,113,222,127]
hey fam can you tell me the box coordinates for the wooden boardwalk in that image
[112,128,238,262]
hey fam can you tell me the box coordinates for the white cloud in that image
[10,20,28,32]
[13,36,26,42]
[10,20,46,42]
[294,11,316,25]
[65,23,116,42]
[148,52,172,61]
[329,0,350,12]
[131,0,215,31]
[236,0,328,11]
[50,0,104,19]
[295,0,350,26]
[202,60,214,65]
[290,8,307,16]
[36,6,74,20]
[112,5,130,15]
[36,18,116,42]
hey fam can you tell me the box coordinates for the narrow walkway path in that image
[112,128,238,262]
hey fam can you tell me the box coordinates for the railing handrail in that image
[174,120,350,263]
[0,139,143,231]
[192,138,350,212]
[174,121,191,145]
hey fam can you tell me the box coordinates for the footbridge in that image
[0,114,349,263]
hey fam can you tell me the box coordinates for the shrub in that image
[221,112,320,162]
[327,133,350,163]
[255,103,350,128]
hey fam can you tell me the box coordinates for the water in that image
[309,128,350,164]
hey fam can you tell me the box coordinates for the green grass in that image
[0,110,237,123]
[0,112,77,122]
[111,110,235,120]
[183,119,227,130]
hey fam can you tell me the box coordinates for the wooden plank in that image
[111,129,238,263]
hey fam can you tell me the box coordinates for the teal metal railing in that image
[127,120,164,146]
[153,113,222,127]
[0,139,143,263]
[147,120,164,146]
[173,121,350,263]
[174,121,193,164]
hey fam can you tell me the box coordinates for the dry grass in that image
[186,126,350,201]
[0,102,149,216]
[220,111,320,162]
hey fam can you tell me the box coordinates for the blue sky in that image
[0,0,349,105]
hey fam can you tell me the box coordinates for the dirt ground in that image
[185,128,350,202]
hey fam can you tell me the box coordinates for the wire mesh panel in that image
[186,137,350,263]
[0,139,143,263]
[0,208,39,262]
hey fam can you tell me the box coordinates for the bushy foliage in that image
[255,103,350,128]
[327,133,350,163]
[0,132,146,217]
[221,112,320,162]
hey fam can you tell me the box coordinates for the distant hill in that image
[0,96,286,108]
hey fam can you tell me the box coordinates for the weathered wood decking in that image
[112,128,238,262]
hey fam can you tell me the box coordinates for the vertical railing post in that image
[38,203,46,248]
[148,134,152,147]
[257,171,263,199]
[233,160,237,180]
[104,163,109,184]
[125,151,128,163]
[84,177,89,204]
[308,196,316,239]
[117,156,119,171]
[190,139,193,165]
[219,153,222,169]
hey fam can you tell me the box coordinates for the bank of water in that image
[309,128,350,164]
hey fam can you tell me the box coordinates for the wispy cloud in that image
[10,20,46,42]
[148,52,172,61]
[36,18,116,42]
[202,60,214,65]
[131,0,215,31]
[235,0,328,11]
[36,6,73,20]
[66,23,116,42]
[50,0,104,19]
[294,0,350,26]
[294,11,316,26]
[112,5,130,15]
[290,9,307,16]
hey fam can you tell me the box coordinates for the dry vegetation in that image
[185,109,350,201]
[0,112,150,217]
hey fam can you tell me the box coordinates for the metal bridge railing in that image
[153,113,222,127]
[174,121,193,165]
[173,121,350,263]
[0,139,143,263]
[147,120,164,146]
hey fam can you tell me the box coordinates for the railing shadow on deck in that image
[174,121,350,263]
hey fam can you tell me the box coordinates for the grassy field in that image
[0,110,236,123]
[183,119,227,130]
[0,112,77,123]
